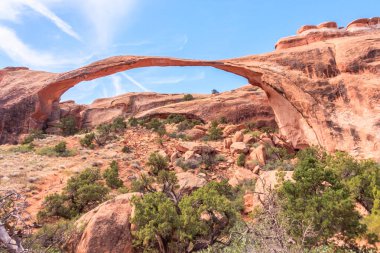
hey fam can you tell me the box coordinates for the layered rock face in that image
[49,85,276,131]
[0,18,379,159]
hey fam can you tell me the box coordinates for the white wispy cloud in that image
[121,73,150,92]
[22,0,81,41]
[0,25,90,68]
[0,0,81,41]
[111,75,127,95]
[77,0,138,48]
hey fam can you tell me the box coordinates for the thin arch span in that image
[32,55,321,150]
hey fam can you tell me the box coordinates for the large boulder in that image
[65,193,141,253]
[176,171,207,192]
[249,144,267,166]
[230,142,249,155]
[175,142,215,154]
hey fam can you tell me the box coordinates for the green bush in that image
[25,219,75,252]
[80,132,96,149]
[177,119,202,131]
[278,148,367,247]
[111,117,127,132]
[38,168,109,220]
[131,180,240,252]
[237,153,246,167]
[36,141,75,157]
[95,123,114,146]
[143,118,166,136]
[183,94,194,101]
[147,152,169,175]
[54,141,67,154]
[22,129,45,144]
[9,143,34,153]
[207,121,223,141]
[103,161,124,189]
[211,89,219,94]
[166,114,186,124]
[218,116,228,124]
[121,145,132,153]
[59,116,78,136]
[128,117,139,127]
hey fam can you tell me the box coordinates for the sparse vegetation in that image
[206,120,223,140]
[147,152,169,175]
[128,117,139,127]
[103,161,124,189]
[110,116,127,132]
[80,132,96,149]
[165,113,186,124]
[183,94,194,101]
[59,116,78,136]
[22,129,45,144]
[38,168,109,220]
[121,145,132,153]
[211,89,219,94]
[237,153,246,167]
[36,141,76,157]
[9,143,34,153]
[145,118,166,136]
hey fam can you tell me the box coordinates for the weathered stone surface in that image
[1,18,379,160]
[176,171,207,192]
[249,144,267,166]
[65,193,140,253]
[232,130,244,142]
[230,142,249,154]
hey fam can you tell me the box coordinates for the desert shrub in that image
[22,129,45,144]
[266,145,293,160]
[218,116,228,124]
[54,141,67,154]
[59,116,78,136]
[103,161,123,189]
[207,120,223,141]
[145,119,166,136]
[237,153,246,167]
[131,180,240,253]
[38,168,109,220]
[183,94,194,101]
[94,123,114,146]
[166,114,186,124]
[177,119,202,131]
[147,152,169,175]
[211,89,219,94]
[259,126,277,134]
[9,143,34,153]
[121,145,132,153]
[25,220,75,252]
[168,132,188,140]
[278,148,367,247]
[325,152,380,212]
[36,141,75,157]
[79,132,96,149]
[128,117,139,127]
[111,116,127,132]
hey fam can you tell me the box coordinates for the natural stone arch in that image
[1,20,378,159]
[33,56,320,150]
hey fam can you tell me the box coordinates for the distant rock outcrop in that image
[50,85,275,132]
[0,17,379,160]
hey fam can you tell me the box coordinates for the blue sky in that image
[0,0,379,104]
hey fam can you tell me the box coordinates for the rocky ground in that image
[0,118,293,219]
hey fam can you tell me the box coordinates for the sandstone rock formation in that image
[0,18,379,160]
[51,85,276,131]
